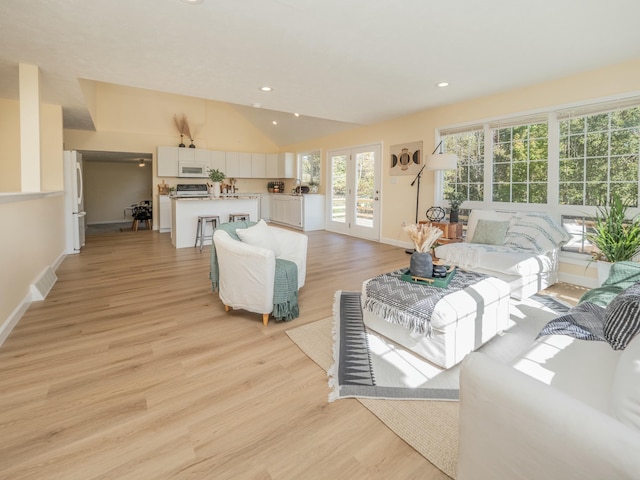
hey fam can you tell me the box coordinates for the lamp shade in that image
[426,153,458,171]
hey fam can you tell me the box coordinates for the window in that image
[442,129,484,201]
[559,106,640,207]
[560,215,598,255]
[491,121,548,203]
[298,150,321,186]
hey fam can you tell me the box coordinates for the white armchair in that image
[212,222,307,325]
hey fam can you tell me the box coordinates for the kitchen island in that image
[171,195,261,248]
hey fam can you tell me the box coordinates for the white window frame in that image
[433,94,640,263]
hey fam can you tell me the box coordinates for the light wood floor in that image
[0,229,584,479]
[0,229,450,479]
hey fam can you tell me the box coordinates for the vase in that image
[410,251,434,278]
[596,260,612,287]
[450,210,459,223]
[211,182,221,198]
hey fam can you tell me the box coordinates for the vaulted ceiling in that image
[1,0,639,146]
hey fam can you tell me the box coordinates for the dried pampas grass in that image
[404,223,443,252]
[173,114,192,139]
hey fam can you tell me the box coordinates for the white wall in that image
[84,160,153,224]
[0,194,66,344]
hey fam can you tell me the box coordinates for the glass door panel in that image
[326,145,380,240]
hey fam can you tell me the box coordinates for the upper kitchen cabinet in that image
[251,153,266,178]
[157,146,179,177]
[210,150,226,173]
[157,146,294,179]
[279,152,295,178]
[266,153,279,178]
[225,151,239,178]
[238,152,252,178]
[178,147,210,164]
[265,152,295,178]
[225,152,252,178]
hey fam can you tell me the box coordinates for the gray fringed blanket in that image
[363,268,489,336]
[537,302,606,342]
[210,221,299,322]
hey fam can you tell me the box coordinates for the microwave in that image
[178,161,209,178]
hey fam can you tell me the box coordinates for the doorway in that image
[81,150,153,233]
[326,143,381,241]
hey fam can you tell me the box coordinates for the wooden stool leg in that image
[224,305,231,312]
[262,313,269,326]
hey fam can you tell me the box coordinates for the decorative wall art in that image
[390,141,422,176]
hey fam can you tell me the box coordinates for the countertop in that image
[171,194,261,200]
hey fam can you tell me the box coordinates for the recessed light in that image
[252,103,261,108]
[272,121,278,125]
[437,82,449,88]
[294,113,300,117]
[260,86,272,92]
[181,0,204,4]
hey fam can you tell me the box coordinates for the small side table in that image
[419,221,463,240]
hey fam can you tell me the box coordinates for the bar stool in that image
[195,215,220,251]
[229,213,250,222]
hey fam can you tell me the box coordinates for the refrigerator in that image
[63,150,86,254]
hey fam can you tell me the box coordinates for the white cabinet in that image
[210,150,226,173]
[178,147,209,164]
[301,194,325,231]
[238,152,252,177]
[271,195,302,228]
[251,153,266,178]
[270,194,324,231]
[158,195,172,232]
[157,146,294,179]
[271,194,302,228]
[157,147,179,177]
[158,147,211,177]
[279,152,295,178]
[259,194,270,220]
[225,151,239,178]
[226,152,252,178]
[266,153,279,178]
[288,196,303,227]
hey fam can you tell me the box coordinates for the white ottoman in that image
[362,274,511,368]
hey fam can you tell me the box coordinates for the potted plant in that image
[267,181,275,193]
[208,168,226,197]
[586,193,640,284]
[446,191,466,223]
[308,180,319,193]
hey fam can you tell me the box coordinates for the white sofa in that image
[212,220,307,325]
[457,271,640,479]
[434,210,570,299]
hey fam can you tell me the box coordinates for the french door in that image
[326,144,381,241]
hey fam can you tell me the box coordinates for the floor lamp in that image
[405,141,458,253]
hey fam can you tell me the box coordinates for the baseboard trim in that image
[0,253,64,348]
[558,272,598,289]
[0,293,30,347]
[380,236,413,250]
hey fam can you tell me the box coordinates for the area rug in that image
[286,292,570,479]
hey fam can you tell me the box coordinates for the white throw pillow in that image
[610,332,640,429]
[236,220,282,256]
[504,212,571,253]
[465,210,515,244]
